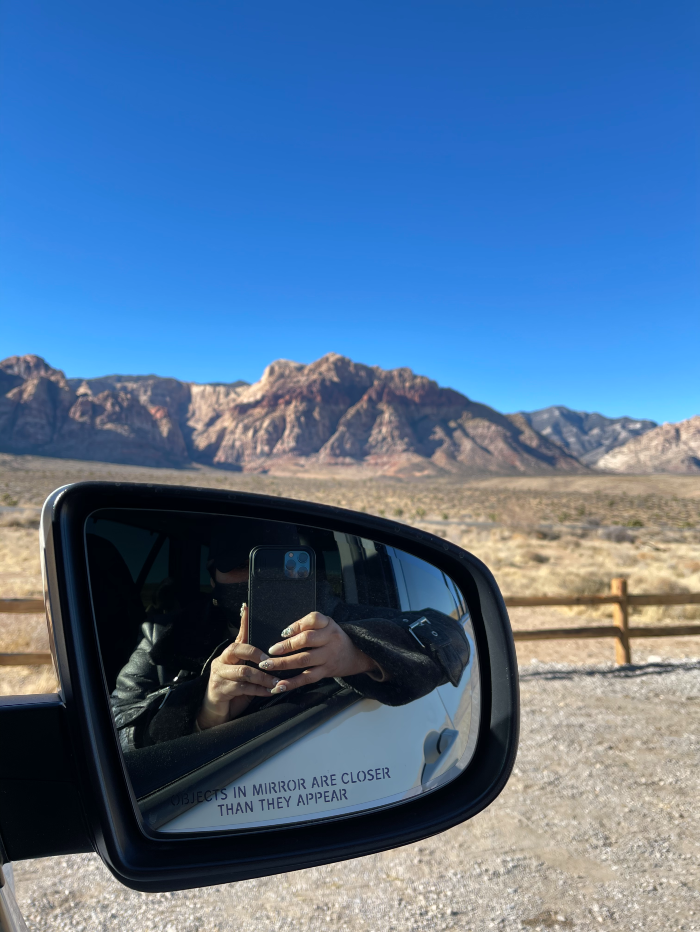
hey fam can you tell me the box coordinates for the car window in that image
[388,546,463,619]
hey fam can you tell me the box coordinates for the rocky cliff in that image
[193,354,586,474]
[0,352,587,475]
[596,416,700,474]
[519,406,657,465]
[0,355,247,468]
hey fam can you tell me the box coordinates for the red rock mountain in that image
[0,353,586,475]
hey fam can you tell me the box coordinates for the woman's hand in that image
[197,605,279,730]
[259,612,381,694]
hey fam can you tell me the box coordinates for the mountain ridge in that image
[0,353,585,476]
[596,416,700,474]
[519,406,657,465]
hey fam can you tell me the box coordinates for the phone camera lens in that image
[285,559,296,570]
[297,567,309,578]
[297,552,308,563]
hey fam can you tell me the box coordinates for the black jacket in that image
[110,592,470,751]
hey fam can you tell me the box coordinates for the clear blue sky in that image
[1,1,698,423]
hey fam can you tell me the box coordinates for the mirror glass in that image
[84,509,480,834]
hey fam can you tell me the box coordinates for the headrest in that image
[209,519,300,573]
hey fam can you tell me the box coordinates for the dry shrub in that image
[0,526,43,585]
[0,613,49,652]
[627,573,689,595]
[0,665,57,696]
[0,509,40,529]
[534,529,560,541]
[524,551,550,564]
[633,602,700,623]
[559,573,610,597]
[626,573,698,623]
[678,604,700,621]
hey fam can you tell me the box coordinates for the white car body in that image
[163,544,480,833]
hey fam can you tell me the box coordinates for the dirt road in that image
[11,659,700,932]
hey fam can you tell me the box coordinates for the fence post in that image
[611,577,631,665]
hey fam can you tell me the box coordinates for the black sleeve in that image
[110,623,209,750]
[332,606,470,707]
[335,617,446,706]
[139,675,209,747]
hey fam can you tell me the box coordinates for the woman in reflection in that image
[111,535,470,751]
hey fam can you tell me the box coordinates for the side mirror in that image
[0,483,518,892]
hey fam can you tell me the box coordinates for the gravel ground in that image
[9,659,700,932]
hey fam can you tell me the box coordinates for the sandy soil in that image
[11,659,700,932]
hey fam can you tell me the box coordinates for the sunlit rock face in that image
[0,352,588,475]
[188,353,588,475]
[0,356,198,467]
[596,416,700,474]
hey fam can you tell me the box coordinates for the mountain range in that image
[0,353,696,475]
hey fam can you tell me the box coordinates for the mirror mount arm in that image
[0,695,92,861]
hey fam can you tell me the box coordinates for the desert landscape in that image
[2,450,700,696]
[4,7,697,924]
[3,454,700,930]
[2,352,700,931]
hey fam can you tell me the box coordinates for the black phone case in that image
[248,546,316,679]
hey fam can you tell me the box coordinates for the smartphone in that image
[248,546,316,679]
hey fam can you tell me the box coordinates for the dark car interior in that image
[84,509,404,827]
[86,511,401,687]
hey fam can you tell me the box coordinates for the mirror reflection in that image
[85,510,480,833]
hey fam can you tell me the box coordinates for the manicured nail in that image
[258,652,270,661]
[268,643,284,655]
[280,626,293,637]
[240,601,247,616]
[270,684,287,695]
[259,659,274,670]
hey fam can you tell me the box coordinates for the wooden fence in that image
[507,578,700,664]
[0,598,51,667]
[2,580,700,667]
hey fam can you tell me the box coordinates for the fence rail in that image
[0,599,51,667]
[506,578,700,664]
[2,583,700,667]
[0,598,44,613]
[0,652,52,666]
[506,593,700,608]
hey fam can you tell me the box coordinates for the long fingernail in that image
[280,626,293,637]
[270,684,287,695]
[259,659,274,670]
[268,643,283,655]
[240,601,247,616]
[258,652,270,661]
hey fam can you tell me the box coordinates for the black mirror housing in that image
[0,482,519,892]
